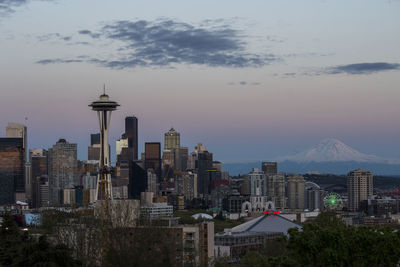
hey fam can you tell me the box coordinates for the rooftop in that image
[220,213,302,236]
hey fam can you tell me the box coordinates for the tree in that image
[0,212,79,266]
[239,212,400,267]
[284,213,400,266]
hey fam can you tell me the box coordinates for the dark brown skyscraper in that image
[0,138,24,205]
[145,142,161,181]
[262,162,277,176]
[125,116,138,161]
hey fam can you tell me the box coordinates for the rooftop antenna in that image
[103,84,106,95]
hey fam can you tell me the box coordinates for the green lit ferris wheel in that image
[323,192,343,209]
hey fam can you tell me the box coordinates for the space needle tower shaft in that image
[89,86,120,201]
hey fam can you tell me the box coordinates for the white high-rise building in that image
[248,168,267,196]
[116,138,128,156]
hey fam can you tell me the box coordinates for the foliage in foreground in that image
[217,212,400,267]
[0,212,80,267]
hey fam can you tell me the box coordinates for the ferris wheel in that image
[323,192,343,210]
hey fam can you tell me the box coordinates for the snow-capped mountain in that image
[279,138,386,163]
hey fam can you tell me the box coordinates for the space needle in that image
[89,86,120,200]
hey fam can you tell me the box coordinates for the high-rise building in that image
[145,142,161,182]
[30,149,48,208]
[88,133,101,161]
[48,139,78,205]
[25,162,32,203]
[125,116,138,161]
[347,169,373,211]
[116,137,128,157]
[162,150,175,169]
[6,122,27,160]
[147,169,158,194]
[0,138,24,205]
[188,143,207,170]
[88,145,100,161]
[90,133,100,146]
[267,174,286,210]
[212,161,222,172]
[6,123,27,197]
[196,150,213,197]
[164,127,185,171]
[248,168,267,196]
[181,171,197,201]
[287,174,305,211]
[305,181,324,212]
[164,127,180,150]
[128,161,147,199]
[115,136,129,186]
[179,147,188,171]
[261,162,277,176]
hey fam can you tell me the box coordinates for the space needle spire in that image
[89,86,120,201]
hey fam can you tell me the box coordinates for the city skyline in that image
[1,0,400,162]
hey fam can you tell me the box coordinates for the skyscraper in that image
[6,123,27,198]
[248,168,267,196]
[196,150,213,197]
[90,133,100,146]
[6,123,27,160]
[128,161,147,199]
[261,162,277,176]
[179,147,188,171]
[267,174,286,210]
[164,127,180,150]
[0,138,24,205]
[145,142,161,182]
[164,127,182,170]
[125,116,138,161]
[30,149,48,208]
[116,137,128,157]
[48,139,78,205]
[347,169,373,211]
[88,133,101,161]
[287,174,305,211]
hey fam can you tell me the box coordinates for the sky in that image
[0,0,400,164]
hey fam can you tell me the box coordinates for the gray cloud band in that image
[327,62,400,75]
[0,0,29,15]
[37,19,279,69]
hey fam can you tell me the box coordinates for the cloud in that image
[37,33,71,42]
[297,62,400,76]
[0,0,28,15]
[36,58,83,64]
[37,19,279,69]
[70,41,90,46]
[0,0,55,16]
[78,29,100,39]
[283,72,296,77]
[227,81,261,86]
[61,36,71,41]
[326,62,400,75]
